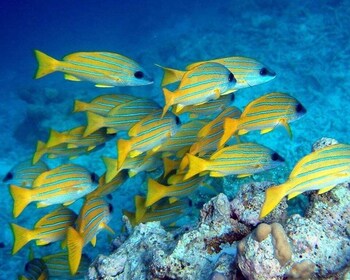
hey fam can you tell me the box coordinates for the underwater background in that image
[0,0,349,278]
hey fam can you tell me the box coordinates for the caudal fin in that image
[184,153,208,180]
[102,156,119,183]
[67,226,84,275]
[46,129,65,148]
[11,223,34,254]
[32,140,47,164]
[10,184,32,218]
[218,118,239,149]
[73,100,89,113]
[145,178,168,207]
[117,139,132,169]
[156,64,185,86]
[259,183,288,219]
[34,50,59,79]
[84,112,105,137]
[162,88,175,118]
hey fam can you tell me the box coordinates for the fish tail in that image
[10,184,32,218]
[179,154,190,171]
[10,223,34,254]
[46,129,64,148]
[67,226,84,275]
[259,183,289,219]
[84,112,105,137]
[117,139,132,169]
[155,64,185,86]
[218,117,238,149]
[162,88,175,118]
[135,196,147,222]
[145,178,168,207]
[32,140,47,164]
[73,100,89,113]
[184,153,208,180]
[34,50,59,79]
[197,123,212,138]
[102,156,119,183]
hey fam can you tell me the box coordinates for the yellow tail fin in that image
[117,139,132,169]
[135,195,147,222]
[32,140,47,164]
[102,156,119,183]
[67,226,84,275]
[259,183,288,219]
[184,154,208,180]
[73,100,89,113]
[218,117,239,148]
[155,64,185,86]
[197,122,212,138]
[84,112,105,137]
[10,184,32,218]
[46,129,65,148]
[145,179,168,207]
[34,50,59,79]
[162,88,175,118]
[10,223,34,254]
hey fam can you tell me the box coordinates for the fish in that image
[173,93,235,118]
[117,110,181,168]
[10,164,97,217]
[2,159,48,187]
[83,98,160,137]
[162,62,237,117]
[260,143,350,219]
[19,258,48,280]
[158,56,276,88]
[67,197,114,275]
[73,94,138,116]
[103,153,162,182]
[41,252,90,279]
[11,206,77,254]
[184,142,285,180]
[145,174,205,207]
[46,126,113,149]
[219,92,306,147]
[162,157,181,179]
[154,120,207,158]
[34,50,153,87]
[189,106,241,157]
[86,170,128,199]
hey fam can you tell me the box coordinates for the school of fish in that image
[4,49,349,278]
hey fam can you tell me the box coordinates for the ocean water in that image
[0,0,349,278]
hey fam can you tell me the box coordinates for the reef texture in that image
[88,139,350,280]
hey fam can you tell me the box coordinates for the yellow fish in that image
[67,197,114,275]
[19,258,48,280]
[10,164,97,217]
[73,94,137,116]
[2,158,48,187]
[46,126,113,149]
[158,56,276,88]
[117,110,181,168]
[219,92,306,147]
[184,142,285,180]
[162,62,237,117]
[260,143,350,219]
[83,98,160,137]
[11,206,77,254]
[34,50,153,87]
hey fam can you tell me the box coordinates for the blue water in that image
[1,0,349,278]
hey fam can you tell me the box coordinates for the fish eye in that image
[228,73,236,82]
[175,116,181,125]
[271,152,284,162]
[134,71,144,79]
[3,172,13,182]
[296,103,306,113]
[108,203,114,213]
[260,67,268,76]
[90,172,99,183]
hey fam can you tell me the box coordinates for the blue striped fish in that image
[83,98,160,137]
[260,143,350,218]
[34,50,153,87]
[67,197,113,275]
[185,142,285,180]
[158,56,275,88]
[220,92,306,147]
[11,206,77,254]
[117,110,181,168]
[10,164,97,217]
[162,62,237,117]
[73,94,138,116]
[2,158,48,187]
